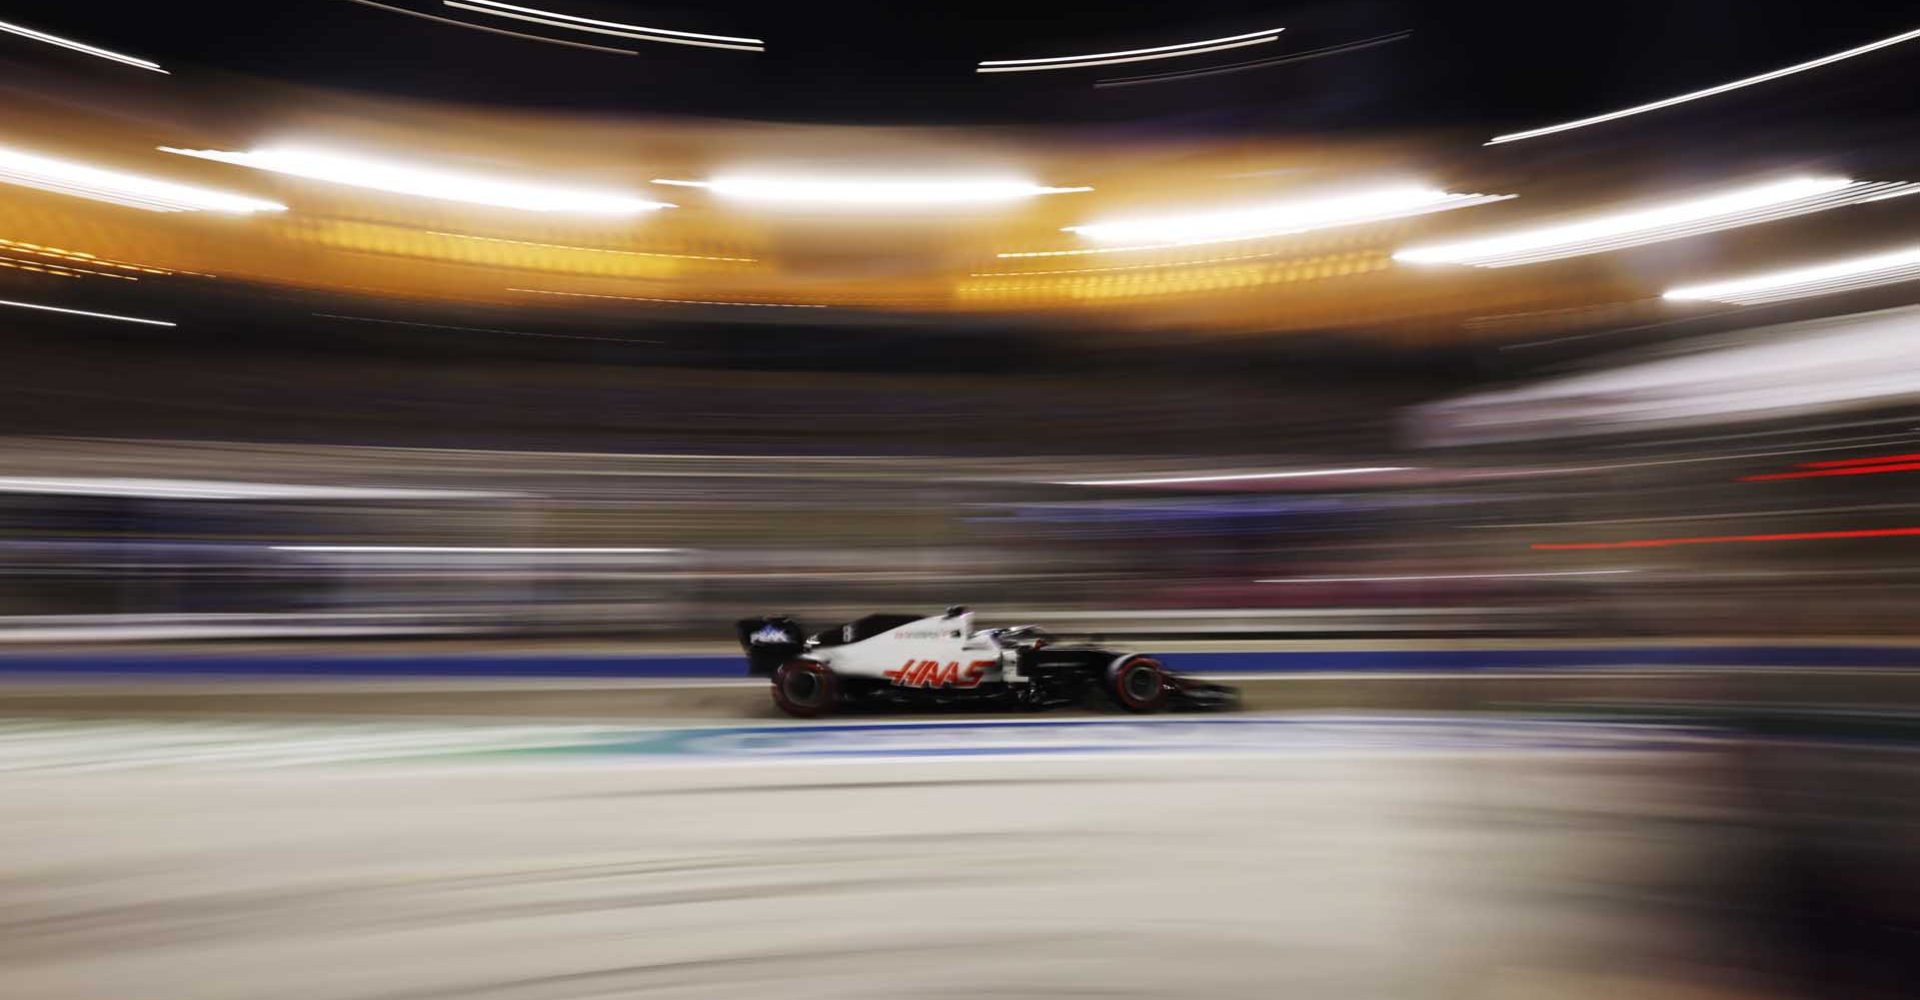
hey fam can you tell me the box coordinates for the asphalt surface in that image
[1,667,1917,719]
[0,714,1762,1000]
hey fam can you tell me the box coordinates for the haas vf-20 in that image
[735,606,1237,717]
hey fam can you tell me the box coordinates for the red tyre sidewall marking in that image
[1111,655,1168,710]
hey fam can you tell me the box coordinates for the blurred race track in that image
[0,714,1771,1000]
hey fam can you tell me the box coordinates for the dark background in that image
[21,1,1920,130]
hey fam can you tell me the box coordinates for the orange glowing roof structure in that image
[3,66,1884,340]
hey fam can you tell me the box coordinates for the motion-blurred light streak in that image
[0,298,174,327]
[273,545,680,553]
[978,27,1281,73]
[457,0,761,47]
[1664,244,1920,305]
[1397,177,1915,268]
[160,147,674,215]
[1487,25,1920,144]
[1027,186,1509,256]
[974,247,1389,276]
[0,259,79,278]
[0,238,172,274]
[0,255,134,280]
[655,176,1091,207]
[1259,570,1634,583]
[1532,527,1920,550]
[446,1,764,52]
[1552,439,1920,475]
[421,231,755,262]
[1742,462,1920,481]
[1485,502,1920,529]
[0,17,166,73]
[1095,30,1410,87]
[1742,452,1920,481]
[315,312,664,344]
[338,0,639,56]
[0,145,286,214]
[1058,466,1409,486]
[0,478,511,499]
[973,249,1294,276]
[1418,306,1920,445]
[1803,452,1920,469]
[510,287,829,308]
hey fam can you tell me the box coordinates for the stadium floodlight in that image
[0,17,166,72]
[1041,185,1511,256]
[0,145,284,213]
[653,175,1092,207]
[446,0,763,51]
[1664,244,1920,305]
[1487,25,1920,145]
[160,146,674,215]
[978,27,1282,73]
[1396,176,1920,268]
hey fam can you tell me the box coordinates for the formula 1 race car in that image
[735,606,1238,717]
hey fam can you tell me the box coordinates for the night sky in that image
[24,1,1920,132]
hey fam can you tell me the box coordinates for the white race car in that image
[735,606,1237,717]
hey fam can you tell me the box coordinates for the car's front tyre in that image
[771,659,839,718]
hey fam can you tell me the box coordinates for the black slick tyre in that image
[1107,656,1172,712]
[772,660,839,718]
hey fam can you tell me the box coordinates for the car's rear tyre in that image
[772,660,839,718]
[1107,656,1172,712]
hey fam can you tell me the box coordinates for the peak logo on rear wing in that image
[749,624,794,645]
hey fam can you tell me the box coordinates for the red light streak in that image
[1800,452,1920,468]
[1742,461,1920,481]
[1532,527,1920,550]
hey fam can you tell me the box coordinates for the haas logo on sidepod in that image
[883,659,995,688]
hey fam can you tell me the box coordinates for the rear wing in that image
[734,615,806,676]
